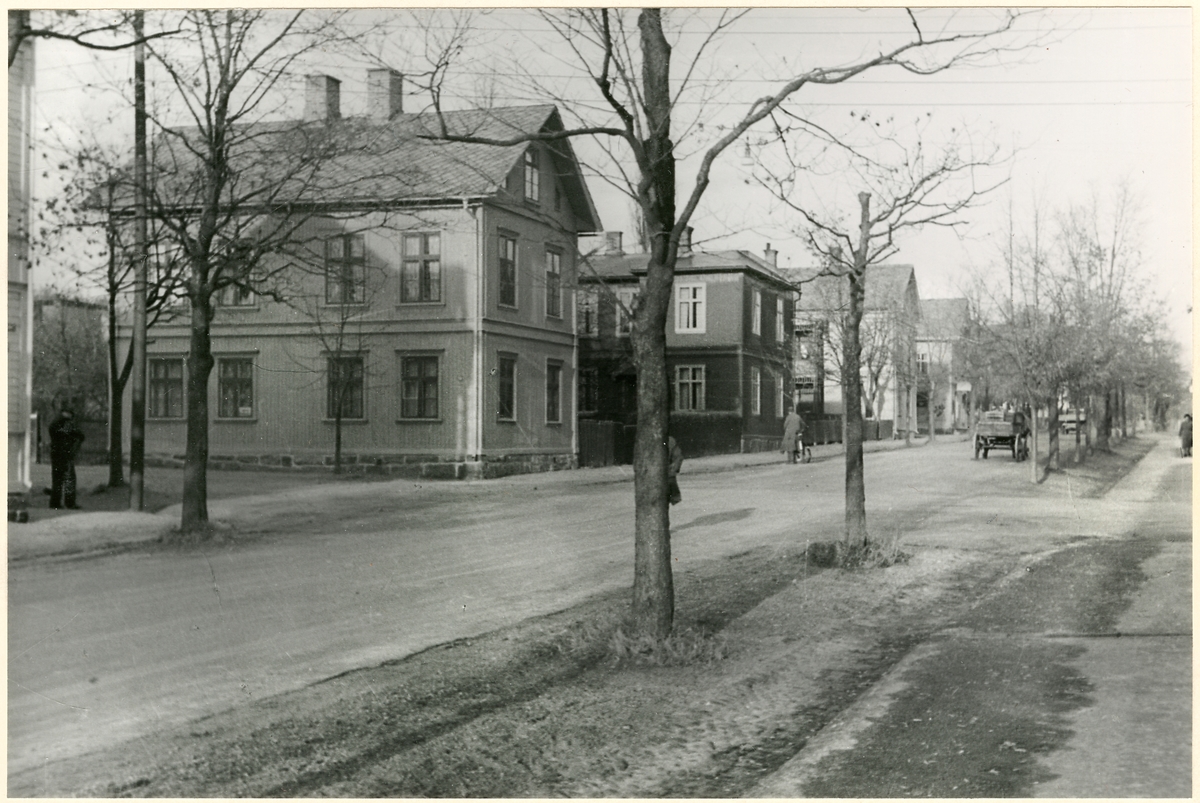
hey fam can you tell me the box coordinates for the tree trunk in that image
[180,293,215,533]
[1028,399,1039,484]
[1118,384,1127,441]
[106,301,133,488]
[629,303,673,641]
[1096,387,1112,451]
[333,390,343,474]
[1085,395,1094,455]
[625,7,676,643]
[927,380,937,442]
[842,192,871,548]
[1047,399,1059,471]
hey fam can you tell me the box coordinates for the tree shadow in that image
[673,507,754,532]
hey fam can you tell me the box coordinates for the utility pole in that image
[129,10,147,509]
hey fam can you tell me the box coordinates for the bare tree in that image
[7,9,179,68]
[969,180,1164,475]
[279,231,394,474]
[754,115,1007,547]
[804,278,915,423]
[34,139,186,487]
[126,9,389,534]
[32,291,108,432]
[412,7,1044,637]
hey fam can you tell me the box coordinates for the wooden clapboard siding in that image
[123,108,593,473]
[481,332,574,454]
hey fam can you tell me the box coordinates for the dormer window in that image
[523,149,540,202]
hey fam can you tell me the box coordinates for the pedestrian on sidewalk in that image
[48,407,85,510]
[667,435,683,505]
[1179,414,1191,457]
[782,406,805,463]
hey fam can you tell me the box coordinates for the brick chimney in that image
[678,226,693,256]
[304,74,341,121]
[605,231,624,255]
[764,243,778,267]
[367,68,403,121]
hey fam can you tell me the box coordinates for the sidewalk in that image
[7,435,938,562]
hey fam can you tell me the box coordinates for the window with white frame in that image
[216,240,256,307]
[217,357,254,418]
[578,288,599,336]
[217,282,254,307]
[545,249,562,317]
[675,365,706,411]
[616,286,638,336]
[751,366,762,415]
[578,368,599,413]
[497,353,517,420]
[796,326,814,360]
[752,289,762,335]
[676,283,706,333]
[327,355,365,419]
[917,351,930,375]
[797,376,817,405]
[545,361,562,423]
[775,297,785,340]
[401,232,441,303]
[523,149,540,202]
[498,233,518,308]
[400,355,439,419]
[324,234,366,305]
[777,374,786,418]
[149,358,184,418]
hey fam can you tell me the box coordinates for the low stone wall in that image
[145,450,577,480]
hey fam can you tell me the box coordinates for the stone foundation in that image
[740,435,782,454]
[145,450,578,480]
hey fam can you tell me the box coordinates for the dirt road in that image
[8,435,1188,796]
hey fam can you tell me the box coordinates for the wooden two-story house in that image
[784,264,922,439]
[129,71,600,478]
[578,232,796,457]
[916,297,972,433]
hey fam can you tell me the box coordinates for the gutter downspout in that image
[470,197,484,475]
[571,253,579,467]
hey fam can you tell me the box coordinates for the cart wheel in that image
[974,437,982,459]
[1015,434,1029,461]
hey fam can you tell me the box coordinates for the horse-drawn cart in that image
[974,409,1031,461]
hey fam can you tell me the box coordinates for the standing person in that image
[667,435,683,505]
[1179,414,1192,457]
[48,407,85,510]
[782,406,805,463]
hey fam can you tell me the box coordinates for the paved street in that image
[8,434,1190,793]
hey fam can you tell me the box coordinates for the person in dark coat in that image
[48,408,85,509]
[1179,414,1192,457]
[667,436,683,505]
[782,406,805,463]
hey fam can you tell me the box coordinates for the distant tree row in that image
[961,181,1188,478]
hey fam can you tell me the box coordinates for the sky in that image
[28,6,1193,363]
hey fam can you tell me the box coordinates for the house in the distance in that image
[125,71,600,478]
[783,264,922,439]
[916,297,972,433]
[578,231,796,457]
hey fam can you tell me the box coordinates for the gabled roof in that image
[583,248,793,289]
[783,264,918,312]
[918,298,970,339]
[135,105,600,231]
